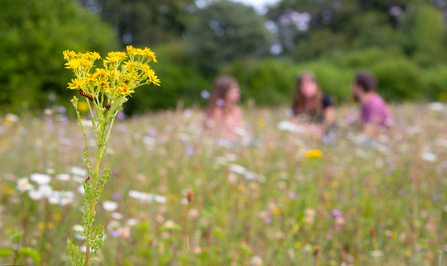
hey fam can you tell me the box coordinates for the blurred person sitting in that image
[352,71,394,137]
[204,76,242,139]
[291,71,336,134]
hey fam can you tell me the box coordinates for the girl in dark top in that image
[291,71,336,131]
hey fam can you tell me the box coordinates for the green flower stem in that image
[85,120,105,266]
[74,99,92,169]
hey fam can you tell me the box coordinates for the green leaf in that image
[0,248,13,258]
[19,247,41,265]
[7,230,23,241]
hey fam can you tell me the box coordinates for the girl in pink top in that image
[204,76,242,139]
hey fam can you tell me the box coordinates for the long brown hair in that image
[206,76,238,116]
[291,71,323,115]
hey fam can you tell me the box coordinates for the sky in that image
[196,0,281,14]
[232,0,280,13]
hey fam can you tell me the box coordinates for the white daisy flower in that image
[28,189,44,200]
[71,167,87,177]
[111,212,123,220]
[102,201,118,212]
[127,219,138,226]
[154,195,167,204]
[17,177,33,192]
[56,174,70,181]
[30,173,51,185]
[421,152,437,162]
[229,164,247,175]
[38,185,53,197]
[77,185,85,194]
[60,197,74,206]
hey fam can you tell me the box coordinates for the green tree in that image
[267,0,415,60]
[188,0,272,75]
[400,3,447,67]
[0,0,118,113]
[77,0,197,47]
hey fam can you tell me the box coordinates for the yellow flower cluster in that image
[304,149,323,158]
[63,46,160,103]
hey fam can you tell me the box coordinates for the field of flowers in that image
[1,103,447,266]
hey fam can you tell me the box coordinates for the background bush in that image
[371,58,424,101]
[3,0,447,114]
[0,0,117,113]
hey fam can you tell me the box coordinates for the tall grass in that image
[1,104,446,265]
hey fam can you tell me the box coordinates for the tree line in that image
[1,0,447,114]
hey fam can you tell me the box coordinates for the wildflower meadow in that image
[1,102,447,266]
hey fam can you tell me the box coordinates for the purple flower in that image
[216,98,225,107]
[264,217,272,224]
[149,129,157,137]
[117,111,125,120]
[186,147,194,156]
[61,116,70,126]
[112,192,120,200]
[288,192,296,200]
[330,209,343,218]
[201,90,210,99]
[110,230,119,238]
[432,193,440,201]
[46,118,54,132]
[58,106,67,114]
[244,172,255,180]
[112,168,120,175]
[118,124,127,132]
[442,160,447,168]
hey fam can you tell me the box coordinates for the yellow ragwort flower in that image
[144,48,157,62]
[96,68,109,77]
[63,50,76,60]
[87,74,98,85]
[149,75,161,86]
[88,51,101,60]
[99,81,110,90]
[135,48,145,56]
[68,78,85,90]
[119,84,135,96]
[110,70,121,79]
[80,58,93,68]
[126,45,135,55]
[65,59,80,70]
[104,52,127,64]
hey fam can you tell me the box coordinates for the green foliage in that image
[0,249,13,258]
[423,66,447,100]
[221,59,297,106]
[0,0,117,113]
[326,47,405,69]
[18,247,41,265]
[188,0,271,74]
[78,0,196,47]
[401,3,447,67]
[371,57,424,101]
[125,43,211,114]
[222,58,353,105]
[0,230,41,265]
